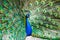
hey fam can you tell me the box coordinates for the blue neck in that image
[26,18,32,36]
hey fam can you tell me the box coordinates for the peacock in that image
[0,0,60,40]
[25,13,32,36]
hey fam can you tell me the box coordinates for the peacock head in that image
[26,13,30,18]
[24,10,30,18]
